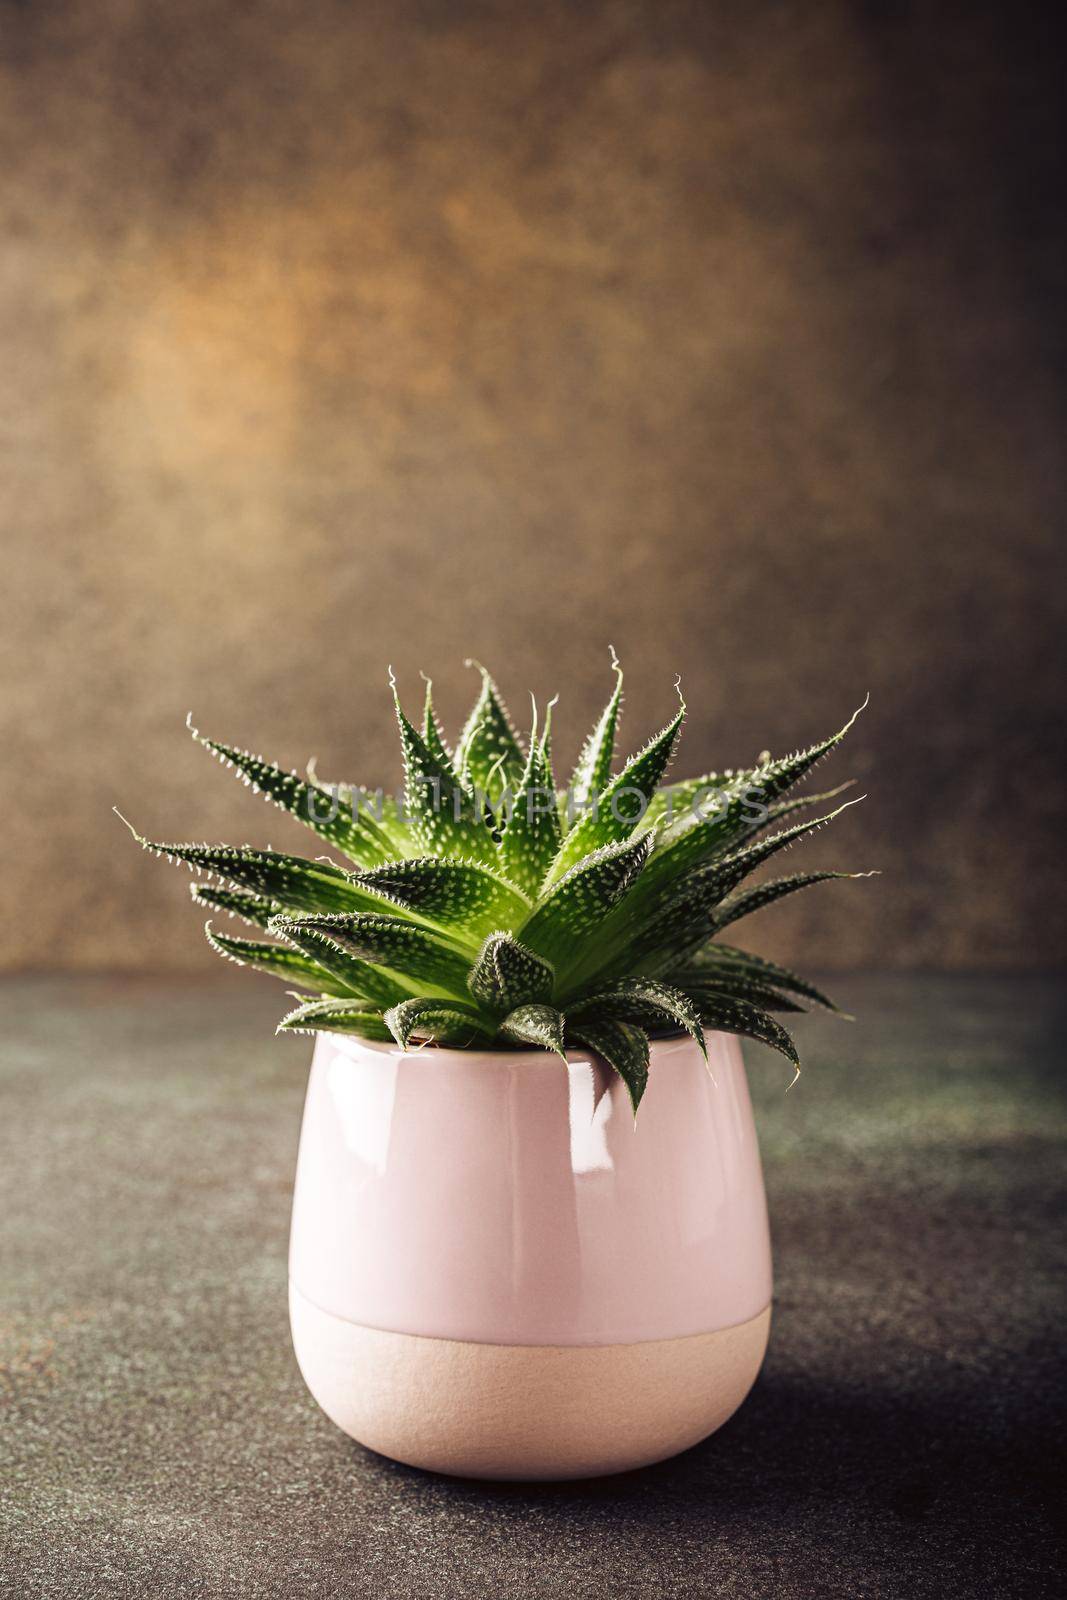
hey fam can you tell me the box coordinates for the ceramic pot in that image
[289,1029,771,1480]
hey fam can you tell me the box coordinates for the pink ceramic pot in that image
[289,1029,772,1480]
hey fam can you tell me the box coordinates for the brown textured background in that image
[1,0,1064,975]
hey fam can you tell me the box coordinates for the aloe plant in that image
[119,661,870,1112]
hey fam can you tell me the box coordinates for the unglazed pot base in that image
[290,1283,771,1481]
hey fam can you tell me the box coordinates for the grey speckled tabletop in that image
[1,974,1064,1599]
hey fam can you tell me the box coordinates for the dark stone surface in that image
[1,973,1064,1597]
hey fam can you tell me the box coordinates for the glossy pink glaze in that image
[289,1030,772,1347]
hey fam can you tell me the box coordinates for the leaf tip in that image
[112,807,142,842]
[840,693,870,736]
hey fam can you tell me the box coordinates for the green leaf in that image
[421,677,456,772]
[713,871,875,935]
[637,780,861,915]
[569,1019,651,1116]
[272,911,473,999]
[646,704,863,844]
[521,829,656,970]
[632,801,862,973]
[391,677,496,865]
[570,977,707,1056]
[634,780,777,904]
[187,719,397,867]
[547,687,684,885]
[204,922,359,996]
[269,920,414,1008]
[454,662,527,800]
[348,858,530,942]
[499,1004,568,1059]
[538,695,561,793]
[644,768,734,824]
[759,780,857,829]
[276,997,393,1041]
[680,976,805,1014]
[467,933,555,1011]
[715,803,863,907]
[672,943,843,1013]
[568,648,623,817]
[191,883,281,931]
[497,706,563,897]
[647,699,866,830]
[384,996,490,1049]
[119,820,382,914]
[745,699,868,808]
[305,765,416,854]
[692,995,800,1073]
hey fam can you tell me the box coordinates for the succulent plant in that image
[119,660,870,1112]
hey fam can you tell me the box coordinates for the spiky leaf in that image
[392,680,496,864]
[497,713,563,897]
[633,780,775,906]
[713,871,874,934]
[522,829,656,970]
[760,780,857,829]
[651,700,867,830]
[188,720,397,866]
[272,912,472,998]
[125,828,380,915]
[467,933,555,1011]
[276,998,393,1041]
[421,678,455,772]
[672,943,842,1013]
[569,1019,651,1115]
[548,693,684,883]
[682,976,805,1014]
[384,996,490,1049]
[636,771,856,904]
[270,920,413,1008]
[693,995,800,1072]
[306,768,415,854]
[744,699,868,808]
[454,663,527,801]
[631,803,861,974]
[348,858,529,942]
[191,883,281,931]
[205,923,358,997]
[645,796,861,922]
[538,696,561,793]
[571,977,707,1056]
[569,649,623,815]
[499,1004,568,1059]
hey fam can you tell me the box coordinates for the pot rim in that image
[320,1028,708,1070]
